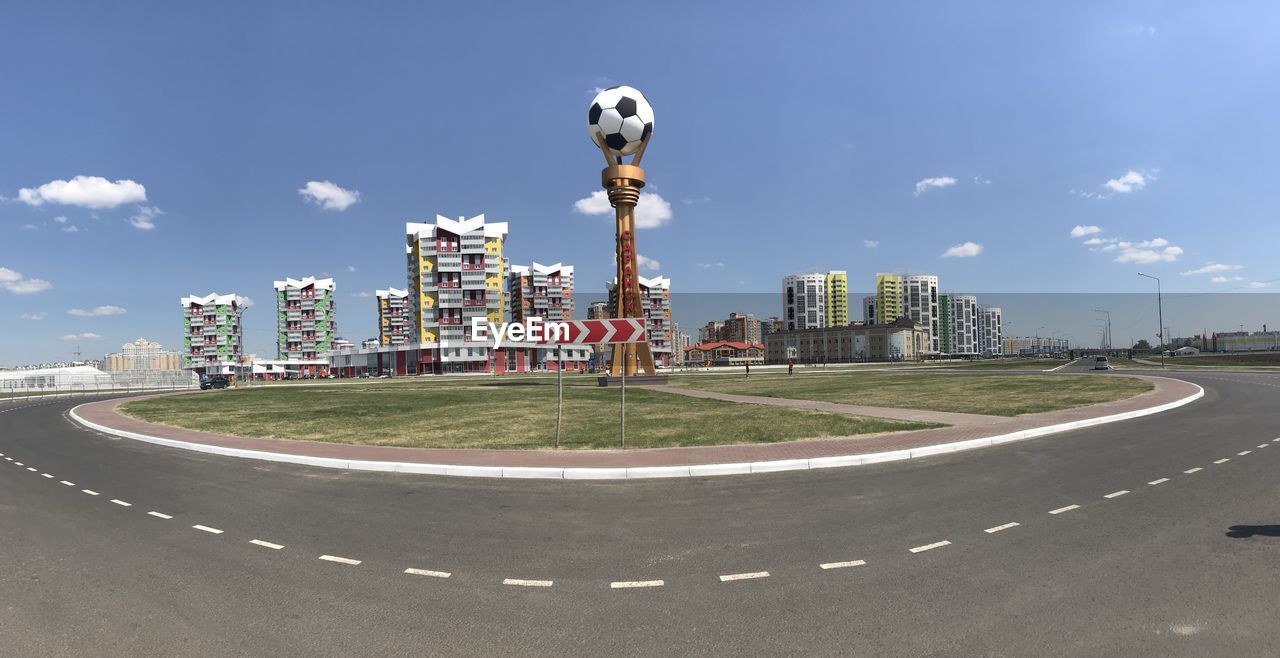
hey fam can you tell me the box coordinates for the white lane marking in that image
[14,461,23,466]
[192,525,223,534]
[1049,505,1080,515]
[2,457,10,461]
[1104,490,1130,499]
[25,467,36,472]
[1238,450,1252,456]
[405,568,451,578]
[909,541,951,553]
[1184,467,1203,474]
[41,473,54,478]
[1148,478,1170,485]
[147,511,172,519]
[984,522,1020,534]
[59,480,75,486]
[82,489,99,496]
[109,499,132,507]
[1257,444,1269,449]
[319,554,361,565]
[611,580,665,589]
[250,539,284,550]
[1273,438,1280,442]
[503,578,552,587]
[719,571,770,581]
[1213,458,1230,464]
[819,560,866,570]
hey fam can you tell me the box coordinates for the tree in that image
[1133,339,1152,351]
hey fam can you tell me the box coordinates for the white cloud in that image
[1181,262,1243,276]
[1083,237,1117,246]
[239,296,255,309]
[53,215,67,224]
[1113,237,1182,264]
[972,176,992,185]
[941,241,983,258]
[0,267,52,294]
[350,291,372,298]
[1103,170,1149,194]
[20,223,39,231]
[1071,225,1102,238]
[130,206,163,230]
[345,265,357,272]
[863,240,880,248]
[61,332,102,341]
[696,262,725,269]
[61,225,80,234]
[17,176,147,209]
[1249,281,1272,289]
[298,180,361,211]
[573,190,673,229]
[1211,276,1245,284]
[636,254,661,270]
[20,312,46,320]
[68,305,126,317]
[914,176,957,195]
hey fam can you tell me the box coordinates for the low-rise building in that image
[683,340,765,368]
[763,318,930,364]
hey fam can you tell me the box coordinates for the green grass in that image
[119,380,938,450]
[671,371,1152,416]
[931,358,1069,370]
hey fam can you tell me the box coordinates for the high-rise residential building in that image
[102,338,183,372]
[783,272,838,330]
[900,275,940,353]
[405,214,508,344]
[723,312,763,344]
[608,274,672,367]
[586,300,609,369]
[762,316,784,336]
[874,274,903,325]
[376,287,410,346]
[274,277,337,362]
[180,293,247,375]
[862,295,877,324]
[508,262,574,322]
[937,294,952,354]
[825,271,849,327]
[979,306,1004,356]
[949,294,980,356]
[698,321,725,343]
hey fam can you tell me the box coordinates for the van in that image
[1094,356,1110,370]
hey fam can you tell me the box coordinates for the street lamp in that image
[1093,309,1111,350]
[1137,272,1165,369]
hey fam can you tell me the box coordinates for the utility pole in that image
[1138,273,1164,368]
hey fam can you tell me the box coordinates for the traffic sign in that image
[541,319,646,345]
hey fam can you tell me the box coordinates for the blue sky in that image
[2,1,1279,364]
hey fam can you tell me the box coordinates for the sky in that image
[2,1,1279,365]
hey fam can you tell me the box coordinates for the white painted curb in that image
[68,381,1204,480]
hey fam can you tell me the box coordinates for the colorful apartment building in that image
[783,271,847,330]
[376,287,410,346]
[508,262,574,322]
[874,273,903,326]
[274,277,337,370]
[405,214,508,347]
[825,270,849,327]
[180,292,247,375]
[607,274,673,367]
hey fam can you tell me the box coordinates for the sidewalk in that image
[69,374,1202,479]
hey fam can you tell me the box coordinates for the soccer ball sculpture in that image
[588,86,654,157]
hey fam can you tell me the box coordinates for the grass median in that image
[670,371,1152,416]
[119,380,939,450]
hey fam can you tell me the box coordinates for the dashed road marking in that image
[1148,478,1170,485]
[25,467,36,472]
[819,560,866,570]
[1258,444,1269,449]
[1238,450,1251,456]
[405,568,451,578]
[504,578,552,587]
[59,480,74,486]
[1184,467,1203,474]
[984,522,1019,534]
[250,539,284,550]
[1273,438,1280,442]
[2,457,10,461]
[319,555,361,565]
[1049,505,1080,515]
[1213,458,1230,464]
[109,499,132,507]
[14,462,23,466]
[909,541,951,553]
[719,571,770,581]
[193,525,223,534]
[82,489,99,496]
[611,580,665,589]
[147,511,172,519]
[41,473,53,479]
[1104,490,1130,499]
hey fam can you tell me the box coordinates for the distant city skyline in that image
[4,2,1280,364]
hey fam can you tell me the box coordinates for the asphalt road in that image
[2,366,1279,655]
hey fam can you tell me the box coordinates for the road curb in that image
[67,379,1205,480]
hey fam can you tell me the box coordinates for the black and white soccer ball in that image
[588,86,654,157]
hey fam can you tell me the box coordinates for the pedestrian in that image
[788,359,794,375]
[745,362,750,378]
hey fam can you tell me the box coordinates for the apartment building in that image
[979,306,1004,356]
[825,271,849,326]
[376,287,410,346]
[949,294,980,356]
[405,214,508,348]
[180,292,247,375]
[783,271,848,331]
[723,312,762,344]
[862,295,876,324]
[274,277,337,368]
[608,274,673,367]
[508,262,574,322]
[102,338,183,372]
[900,275,940,354]
[763,318,930,364]
[874,274,902,326]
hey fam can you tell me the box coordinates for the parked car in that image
[1093,356,1110,370]
[200,375,230,390]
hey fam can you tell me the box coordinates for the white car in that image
[1093,356,1110,370]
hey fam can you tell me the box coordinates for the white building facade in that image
[900,275,940,354]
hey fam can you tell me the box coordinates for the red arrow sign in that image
[540,319,646,345]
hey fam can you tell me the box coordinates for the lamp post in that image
[1093,309,1111,350]
[1138,272,1164,368]
[588,86,657,378]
